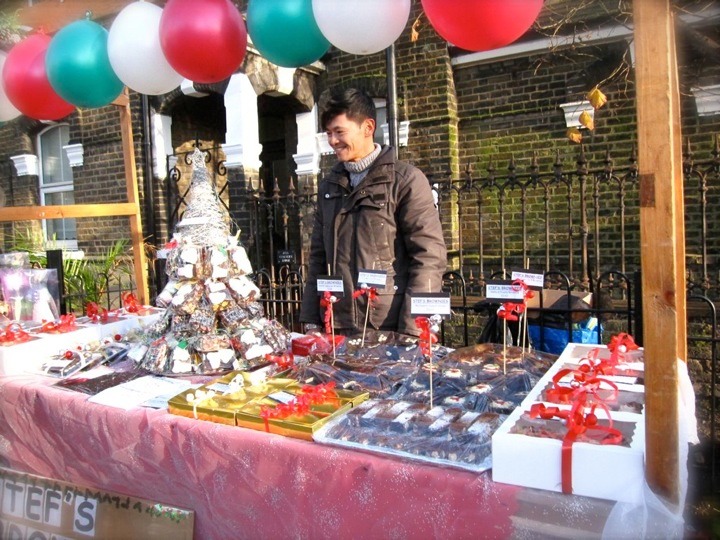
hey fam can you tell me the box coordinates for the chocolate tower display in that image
[134,148,289,374]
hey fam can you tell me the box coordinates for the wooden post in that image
[116,89,150,305]
[633,0,686,504]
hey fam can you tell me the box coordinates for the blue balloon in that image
[248,0,330,68]
[46,19,124,108]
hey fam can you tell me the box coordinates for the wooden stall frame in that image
[0,89,149,305]
[633,0,685,505]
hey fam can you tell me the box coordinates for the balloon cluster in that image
[0,0,543,121]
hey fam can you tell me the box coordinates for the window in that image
[37,125,77,249]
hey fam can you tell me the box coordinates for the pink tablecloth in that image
[0,374,612,539]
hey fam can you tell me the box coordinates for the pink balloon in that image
[2,34,75,121]
[421,0,544,52]
[160,0,247,84]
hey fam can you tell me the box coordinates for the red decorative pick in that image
[415,316,438,358]
[319,290,337,335]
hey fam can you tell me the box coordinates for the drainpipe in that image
[140,94,159,296]
[140,94,157,244]
[385,43,399,159]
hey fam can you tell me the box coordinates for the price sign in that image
[486,280,526,302]
[410,292,451,318]
[510,270,544,290]
[317,275,344,296]
[357,269,387,290]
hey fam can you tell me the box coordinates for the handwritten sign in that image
[357,269,387,289]
[486,280,526,302]
[317,275,344,296]
[0,467,193,540]
[510,270,544,290]
[410,293,451,318]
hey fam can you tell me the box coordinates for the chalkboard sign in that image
[276,250,296,265]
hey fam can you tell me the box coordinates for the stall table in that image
[0,374,616,539]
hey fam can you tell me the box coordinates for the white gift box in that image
[0,325,99,376]
[492,343,646,502]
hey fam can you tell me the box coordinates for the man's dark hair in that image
[321,88,376,130]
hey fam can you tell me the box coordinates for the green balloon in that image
[46,19,123,108]
[248,0,330,68]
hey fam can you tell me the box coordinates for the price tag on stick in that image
[485,280,526,303]
[357,269,387,290]
[410,293,451,318]
[317,275,344,296]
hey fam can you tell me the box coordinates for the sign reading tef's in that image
[485,280,527,303]
[0,467,194,539]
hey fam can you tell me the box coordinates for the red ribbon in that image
[0,323,31,344]
[531,368,623,494]
[259,382,339,432]
[165,239,178,249]
[39,314,77,334]
[319,291,337,335]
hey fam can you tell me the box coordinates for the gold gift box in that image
[168,371,369,440]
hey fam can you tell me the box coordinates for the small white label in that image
[511,270,544,289]
[486,281,525,302]
[317,276,344,294]
[410,293,451,316]
[357,269,387,289]
[268,391,296,405]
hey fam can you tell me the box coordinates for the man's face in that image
[325,113,376,163]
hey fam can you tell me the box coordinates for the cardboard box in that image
[492,343,646,502]
[526,289,593,319]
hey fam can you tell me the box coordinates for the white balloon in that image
[312,0,411,55]
[108,1,184,95]
[0,51,21,122]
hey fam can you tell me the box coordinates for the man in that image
[299,88,447,336]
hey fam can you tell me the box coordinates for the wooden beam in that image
[16,0,163,33]
[633,0,685,505]
[117,87,150,306]
[0,203,139,222]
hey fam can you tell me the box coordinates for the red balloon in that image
[160,0,247,84]
[2,34,75,121]
[421,0,544,52]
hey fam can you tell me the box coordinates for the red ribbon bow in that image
[265,352,295,371]
[260,382,338,432]
[86,301,109,323]
[122,292,141,313]
[39,314,77,334]
[497,302,526,322]
[0,323,31,344]
[352,286,378,302]
[608,333,639,363]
